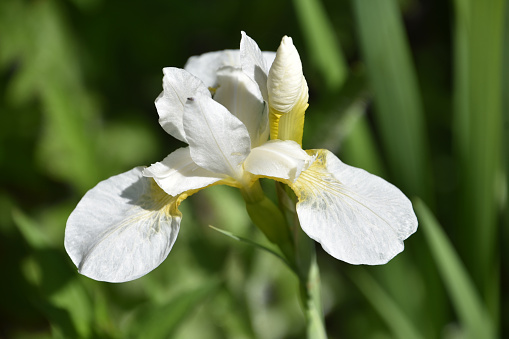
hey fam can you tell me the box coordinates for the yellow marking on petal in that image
[288,149,339,202]
[290,150,395,231]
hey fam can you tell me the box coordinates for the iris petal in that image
[143,147,229,196]
[244,139,314,182]
[183,95,251,180]
[156,68,210,142]
[214,66,268,147]
[291,150,418,265]
[65,168,181,283]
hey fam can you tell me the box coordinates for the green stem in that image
[299,241,327,339]
[276,182,328,338]
[242,181,328,337]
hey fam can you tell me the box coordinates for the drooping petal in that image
[244,140,314,183]
[214,66,269,147]
[65,168,181,283]
[240,31,270,101]
[267,36,309,145]
[183,95,251,180]
[291,150,418,265]
[143,147,230,196]
[156,68,211,142]
[184,50,240,88]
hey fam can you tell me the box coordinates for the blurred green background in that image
[0,0,506,338]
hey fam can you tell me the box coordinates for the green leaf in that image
[12,208,93,338]
[336,100,386,178]
[127,282,220,339]
[12,207,50,249]
[452,0,503,320]
[349,268,425,339]
[292,0,348,91]
[1,0,100,192]
[351,0,431,200]
[300,249,327,339]
[208,225,293,272]
[413,198,495,339]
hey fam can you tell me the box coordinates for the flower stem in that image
[296,225,328,339]
[241,180,295,263]
[242,181,328,337]
[275,182,328,338]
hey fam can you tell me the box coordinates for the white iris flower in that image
[65,32,417,283]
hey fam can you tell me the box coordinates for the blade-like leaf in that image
[128,282,220,339]
[292,0,347,91]
[452,0,503,321]
[350,268,425,339]
[352,0,431,201]
[209,225,293,272]
[414,199,495,339]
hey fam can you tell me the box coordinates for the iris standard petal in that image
[184,47,275,90]
[243,139,314,183]
[240,31,270,102]
[184,50,240,88]
[183,95,251,180]
[65,167,181,283]
[156,67,211,142]
[143,147,229,196]
[214,66,268,147]
[291,150,418,265]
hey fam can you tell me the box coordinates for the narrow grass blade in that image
[302,256,327,339]
[208,225,294,272]
[337,100,386,178]
[352,0,431,201]
[12,208,51,249]
[414,198,495,339]
[128,282,220,339]
[292,0,348,91]
[451,0,504,320]
[349,268,424,339]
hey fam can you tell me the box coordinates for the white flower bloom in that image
[65,32,417,283]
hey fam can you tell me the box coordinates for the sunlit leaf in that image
[127,282,220,339]
[292,0,347,91]
[350,268,425,339]
[209,225,293,271]
[414,199,495,339]
[352,0,431,200]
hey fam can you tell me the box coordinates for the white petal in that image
[143,147,228,196]
[292,150,418,265]
[183,95,251,179]
[244,140,314,182]
[65,167,181,283]
[240,31,270,101]
[184,50,240,88]
[214,66,268,147]
[262,52,277,71]
[156,68,210,142]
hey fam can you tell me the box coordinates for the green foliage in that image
[414,199,495,339]
[0,0,506,338]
